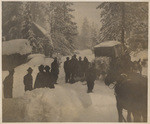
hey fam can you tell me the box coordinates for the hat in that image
[45,65,50,70]
[38,65,44,70]
[79,56,82,60]
[66,57,69,60]
[27,67,33,72]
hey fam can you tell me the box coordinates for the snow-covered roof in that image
[2,39,32,55]
[94,41,121,48]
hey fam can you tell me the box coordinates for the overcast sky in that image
[72,2,101,33]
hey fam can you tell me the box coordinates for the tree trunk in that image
[121,3,125,46]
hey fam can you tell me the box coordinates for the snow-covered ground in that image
[2,49,148,122]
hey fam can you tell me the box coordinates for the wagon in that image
[94,41,125,58]
[93,41,125,78]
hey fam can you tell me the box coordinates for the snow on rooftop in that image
[94,41,121,48]
[2,39,32,55]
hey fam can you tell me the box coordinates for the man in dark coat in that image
[23,67,33,91]
[74,54,78,76]
[64,57,71,83]
[3,69,14,98]
[51,57,59,84]
[69,55,78,83]
[86,62,97,93]
[83,57,89,78]
[34,65,45,89]
[44,66,55,88]
[78,56,84,78]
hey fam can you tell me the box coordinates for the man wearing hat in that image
[51,58,59,84]
[86,62,96,93]
[44,65,55,88]
[23,67,33,91]
[34,65,45,88]
[64,57,71,83]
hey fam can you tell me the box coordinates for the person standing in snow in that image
[34,65,45,89]
[64,57,71,83]
[83,57,89,79]
[73,54,78,76]
[23,67,33,91]
[70,55,78,83]
[44,65,55,88]
[51,57,59,84]
[3,69,15,98]
[86,62,97,93]
[78,56,84,78]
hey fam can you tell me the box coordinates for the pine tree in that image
[80,17,90,48]
[2,2,23,40]
[21,2,36,52]
[47,2,78,54]
[97,2,148,50]
[90,22,99,47]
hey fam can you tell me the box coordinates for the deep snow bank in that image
[3,82,117,122]
[3,85,91,122]
[23,87,85,122]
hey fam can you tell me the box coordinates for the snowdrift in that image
[2,39,32,71]
[3,87,90,122]
[3,82,117,122]
[23,87,85,122]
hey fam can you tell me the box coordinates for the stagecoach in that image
[93,41,125,77]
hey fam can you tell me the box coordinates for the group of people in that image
[3,57,60,98]
[64,55,89,83]
[24,57,59,91]
[64,55,97,93]
[3,55,97,99]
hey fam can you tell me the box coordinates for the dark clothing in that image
[64,60,70,73]
[23,74,33,91]
[83,59,89,77]
[74,58,78,75]
[64,60,71,83]
[86,66,96,92]
[3,74,13,98]
[69,58,78,83]
[77,60,84,77]
[45,71,55,88]
[51,60,59,84]
[34,72,45,89]
[87,81,94,93]
[65,73,71,83]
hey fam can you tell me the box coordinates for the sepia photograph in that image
[1,1,148,122]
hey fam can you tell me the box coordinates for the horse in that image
[132,59,142,74]
[105,70,147,122]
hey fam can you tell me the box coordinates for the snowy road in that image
[2,49,129,122]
